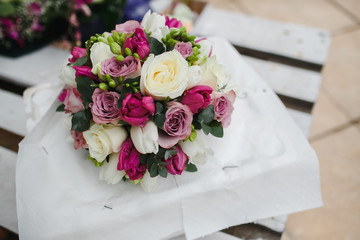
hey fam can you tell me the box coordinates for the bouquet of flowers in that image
[57,10,236,191]
[0,0,126,54]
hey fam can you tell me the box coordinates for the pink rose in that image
[100,56,140,78]
[89,88,121,124]
[63,87,84,114]
[160,102,192,148]
[115,20,140,34]
[117,138,146,180]
[211,90,236,128]
[58,88,67,102]
[165,16,182,28]
[120,92,155,127]
[71,131,88,150]
[69,46,86,63]
[123,28,150,59]
[163,145,188,175]
[181,85,213,113]
[73,65,99,81]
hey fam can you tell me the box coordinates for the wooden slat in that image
[0,45,69,87]
[0,89,27,136]
[0,146,18,233]
[193,5,331,66]
[242,56,322,103]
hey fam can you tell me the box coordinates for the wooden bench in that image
[0,4,330,239]
[191,4,330,239]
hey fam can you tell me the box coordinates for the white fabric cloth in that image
[16,37,322,240]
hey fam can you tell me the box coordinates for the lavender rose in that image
[181,85,213,113]
[163,145,188,175]
[89,88,121,124]
[115,20,140,34]
[100,56,140,78]
[120,92,155,127]
[118,137,146,181]
[174,41,193,59]
[163,101,193,139]
[211,90,236,128]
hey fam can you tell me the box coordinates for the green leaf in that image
[76,76,96,107]
[147,154,155,170]
[209,120,224,138]
[192,120,201,130]
[164,149,177,160]
[71,110,91,132]
[159,167,168,178]
[150,164,159,177]
[73,56,88,66]
[185,161,198,172]
[155,102,163,114]
[0,3,16,17]
[150,37,165,56]
[140,154,147,165]
[154,113,165,128]
[201,122,211,135]
[156,147,166,159]
[197,105,214,124]
[56,104,65,112]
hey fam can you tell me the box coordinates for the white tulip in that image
[59,65,76,87]
[141,10,166,33]
[83,124,128,162]
[186,65,202,89]
[179,130,213,165]
[99,152,125,184]
[90,42,116,74]
[200,56,230,91]
[140,170,158,192]
[130,121,159,154]
[140,50,188,100]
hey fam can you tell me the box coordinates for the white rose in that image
[130,121,159,154]
[140,50,188,100]
[179,130,213,165]
[186,65,202,89]
[90,42,116,74]
[59,65,76,87]
[140,170,158,192]
[200,56,231,91]
[194,39,212,65]
[99,152,125,184]
[83,124,128,162]
[141,10,166,33]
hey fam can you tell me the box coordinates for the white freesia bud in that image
[194,39,212,65]
[59,65,76,87]
[200,56,230,91]
[130,121,159,154]
[83,124,127,162]
[90,42,116,74]
[141,10,166,33]
[179,130,213,165]
[151,26,170,43]
[186,65,202,89]
[99,152,125,184]
[140,50,188,100]
[140,170,158,192]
